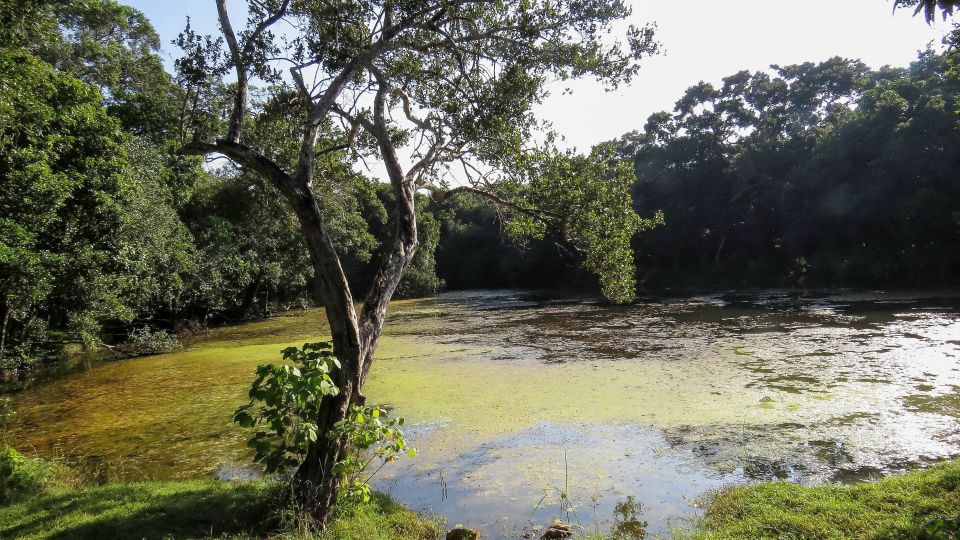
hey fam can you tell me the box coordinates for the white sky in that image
[131,0,952,153]
[534,0,951,150]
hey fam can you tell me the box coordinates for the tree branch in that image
[422,183,561,221]
[216,0,246,143]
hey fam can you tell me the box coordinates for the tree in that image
[118,138,199,321]
[178,0,658,525]
[623,51,960,288]
[0,49,130,364]
[2,0,181,141]
[893,0,960,23]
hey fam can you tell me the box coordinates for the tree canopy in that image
[0,49,130,353]
[617,51,960,288]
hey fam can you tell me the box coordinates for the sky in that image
[129,0,952,152]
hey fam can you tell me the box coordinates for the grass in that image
[686,461,960,540]
[315,492,444,540]
[0,446,78,505]
[0,478,442,540]
[4,443,960,540]
[0,480,277,539]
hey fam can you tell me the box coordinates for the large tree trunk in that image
[291,347,360,525]
[181,4,418,523]
[284,180,371,526]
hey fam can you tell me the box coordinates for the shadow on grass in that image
[0,480,278,540]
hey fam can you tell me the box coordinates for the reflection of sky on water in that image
[374,290,960,538]
[376,422,736,539]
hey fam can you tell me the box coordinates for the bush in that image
[124,326,180,355]
[0,347,41,384]
[0,447,74,505]
[233,342,414,501]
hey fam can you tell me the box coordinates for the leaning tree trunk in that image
[182,4,419,523]
[291,348,361,524]
[280,162,416,527]
[281,181,366,525]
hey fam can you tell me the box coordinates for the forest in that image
[4,0,959,385]
[3,0,960,539]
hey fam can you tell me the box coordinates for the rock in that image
[446,527,480,540]
[541,521,573,539]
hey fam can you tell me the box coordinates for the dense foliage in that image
[620,51,960,288]
[437,47,960,292]
[0,0,445,383]
[0,49,130,368]
[3,0,960,386]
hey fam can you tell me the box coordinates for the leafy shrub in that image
[233,342,413,499]
[0,347,41,384]
[234,342,342,473]
[124,326,180,355]
[331,405,415,503]
[0,447,73,505]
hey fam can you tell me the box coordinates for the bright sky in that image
[129,0,952,152]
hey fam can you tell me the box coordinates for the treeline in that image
[438,46,960,291]
[624,49,960,288]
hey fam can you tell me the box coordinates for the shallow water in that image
[7,290,960,538]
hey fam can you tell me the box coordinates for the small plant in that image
[331,404,415,503]
[124,326,180,355]
[0,447,73,505]
[530,451,582,535]
[234,341,414,501]
[234,342,342,473]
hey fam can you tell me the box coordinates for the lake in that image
[8,290,960,538]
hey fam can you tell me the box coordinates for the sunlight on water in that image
[8,290,960,538]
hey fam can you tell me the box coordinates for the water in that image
[6,290,960,538]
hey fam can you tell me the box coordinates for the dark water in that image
[8,290,960,538]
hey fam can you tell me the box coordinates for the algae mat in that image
[8,290,960,538]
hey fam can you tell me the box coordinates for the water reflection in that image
[611,496,648,539]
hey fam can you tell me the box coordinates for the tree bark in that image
[181,2,434,526]
[0,307,9,361]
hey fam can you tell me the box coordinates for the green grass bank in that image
[0,447,441,540]
[687,461,960,540]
